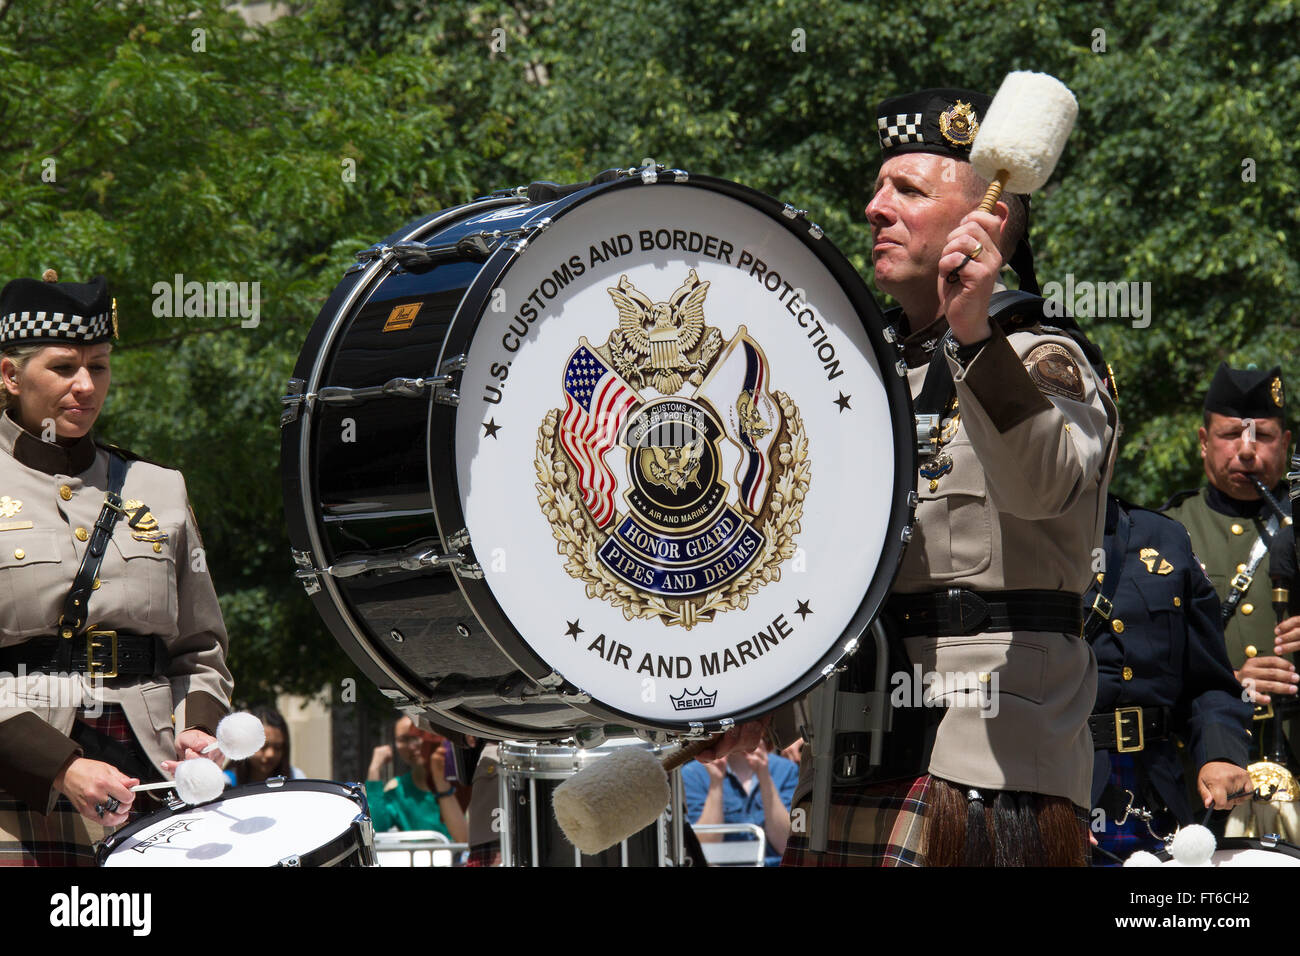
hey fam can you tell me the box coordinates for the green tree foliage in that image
[1,0,1296,706]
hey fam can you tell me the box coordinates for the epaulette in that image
[1157,488,1201,513]
[95,439,172,470]
[1112,493,1182,527]
[989,290,1111,393]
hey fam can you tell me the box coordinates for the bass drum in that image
[282,166,914,740]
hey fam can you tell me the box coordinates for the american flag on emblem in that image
[560,343,640,528]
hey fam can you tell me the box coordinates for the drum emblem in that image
[535,270,810,629]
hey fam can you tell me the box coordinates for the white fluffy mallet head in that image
[1123,850,1164,867]
[212,712,266,761]
[1168,824,1216,866]
[970,71,1078,195]
[552,747,671,855]
[173,757,227,805]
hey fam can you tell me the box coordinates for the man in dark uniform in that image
[1164,363,1300,837]
[1085,494,1252,861]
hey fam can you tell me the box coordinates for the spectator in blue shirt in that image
[682,743,798,865]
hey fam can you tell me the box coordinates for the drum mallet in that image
[553,736,720,855]
[129,712,268,805]
[945,70,1078,284]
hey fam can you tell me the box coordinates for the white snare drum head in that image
[102,785,362,867]
[454,183,898,724]
[1163,846,1300,867]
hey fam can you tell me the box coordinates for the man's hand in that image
[745,746,772,780]
[1236,654,1298,705]
[1275,614,1300,655]
[694,718,769,763]
[703,756,728,787]
[54,756,137,827]
[937,208,1005,345]
[1197,760,1253,810]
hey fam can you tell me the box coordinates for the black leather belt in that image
[884,588,1083,638]
[1089,705,1170,753]
[0,632,158,679]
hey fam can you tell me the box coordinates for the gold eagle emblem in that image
[607,269,711,395]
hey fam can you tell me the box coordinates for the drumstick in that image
[128,758,228,805]
[553,736,718,855]
[945,71,1078,284]
[199,712,267,761]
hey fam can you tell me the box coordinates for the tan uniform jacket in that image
[0,412,232,811]
[789,316,1118,809]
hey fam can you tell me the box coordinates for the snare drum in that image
[282,166,915,738]
[498,736,683,867]
[97,779,374,867]
[1156,836,1300,867]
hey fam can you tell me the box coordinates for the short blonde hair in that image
[0,345,46,414]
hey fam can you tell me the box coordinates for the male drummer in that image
[708,88,1119,865]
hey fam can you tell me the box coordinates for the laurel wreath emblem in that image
[534,392,809,630]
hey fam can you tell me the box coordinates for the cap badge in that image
[939,99,980,147]
[1272,376,1283,408]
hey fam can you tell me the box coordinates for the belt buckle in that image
[86,628,118,680]
[1114,705,1144,753]
[1230,571,1253,594]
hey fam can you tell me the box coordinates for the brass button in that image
[59,485,72,501]
[75,527,88,541]
[92,577,101,590]
[153,542,162,553]
[978,672,991,683]
[1112,619,1125,634]
[1245,645,1258,658]
[1122,666,1134,681]
[13,548,24,560]
[1173,596,1181,607]
[928,480,938,492]
[1237,563,1248,574]
[1243,603,1254,616]
[1096,572,1105,583]
[1231,523,1244,536]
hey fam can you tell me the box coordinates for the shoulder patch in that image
[1023,343,1085,401]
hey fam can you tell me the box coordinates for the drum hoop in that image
[96,777,370,866]
[1154,835,1300,862]
[284,196,524,728]
[428,173,917,733]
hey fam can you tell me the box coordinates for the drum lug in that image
[895,359,908,379]
[433,354,466,408]
[900,524,914,544]
[348,243,391,275]
[907,490,919,508]
[280,377,307,426]
[688,721,706,735]
[291,549,322,595]
[277,855,303,867]
[439,353,468,375]
[881,325,898,344]
[779,204,824,239]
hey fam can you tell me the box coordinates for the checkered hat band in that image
[877,113,923,149]
[0,309,113,344]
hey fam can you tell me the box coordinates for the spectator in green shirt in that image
[366,717,467,843]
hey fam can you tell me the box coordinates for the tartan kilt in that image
[782,774,931,867]
[0,703,152,867]
[463,843,500,867]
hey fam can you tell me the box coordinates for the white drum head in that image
[102,784,363,867]
[453,182,901,725]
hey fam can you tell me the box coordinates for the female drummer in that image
[0,272,232,866]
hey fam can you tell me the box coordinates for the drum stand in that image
[807,621,891,853]
[497,738,687,867]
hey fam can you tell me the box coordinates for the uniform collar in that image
[0,409,98,475]
[1204,482,1276,519]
